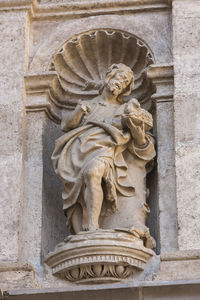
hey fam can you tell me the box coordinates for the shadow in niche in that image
[41,118,69,262]
[146,110,160,255]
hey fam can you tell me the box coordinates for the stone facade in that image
[1,0,200,299]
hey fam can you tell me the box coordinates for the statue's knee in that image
[83,167,98,182]
[83,160,104,183]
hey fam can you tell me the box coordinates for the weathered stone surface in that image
[155,250,200,281]
[175,145,200,250]
[1,0,200,294]
[0,270,35,291]
[173,0,200,250]
[0,11,28,263]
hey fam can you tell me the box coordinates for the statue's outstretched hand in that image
[126,118,146,146]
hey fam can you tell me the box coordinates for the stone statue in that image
[52,63,156,240]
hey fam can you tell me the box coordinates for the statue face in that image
[107,70,133,96]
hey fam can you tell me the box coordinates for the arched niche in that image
[39,28,160,256]
[23,13,176,278]
[25,27,172,266]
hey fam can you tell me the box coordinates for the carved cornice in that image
[24,72,57,91]
[0,0,36,14]
[0,0,171,18]
[0,0,33,7]
[161,250,200,262]
[0,262,33,272]
[147,64,174,103]
[33,0,171,20]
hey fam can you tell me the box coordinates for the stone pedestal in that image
[45,230,154,283]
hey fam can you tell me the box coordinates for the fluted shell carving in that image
[49,29,154,108]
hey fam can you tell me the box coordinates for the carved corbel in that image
[147,64,174,104]
[24,72,62,123]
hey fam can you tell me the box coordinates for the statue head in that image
[105,63,134,103]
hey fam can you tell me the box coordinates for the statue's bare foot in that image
[82,223,99,231]
[88,224,99,231]
[82,223,88,231]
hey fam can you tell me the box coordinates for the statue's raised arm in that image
[61,102,91,131]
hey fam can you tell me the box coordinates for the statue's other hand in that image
[127,119,146,146]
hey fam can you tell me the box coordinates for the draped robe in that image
[52,100,155,226]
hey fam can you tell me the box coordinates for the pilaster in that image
[147,64,177,253]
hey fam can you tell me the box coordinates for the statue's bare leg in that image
[83,159,105,231]
[81,200,88,231]
[71,204,82,234]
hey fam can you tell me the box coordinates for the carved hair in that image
[104,63,135,103]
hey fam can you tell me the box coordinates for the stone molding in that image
[24,72,57,91]
[0,263,33,272]
[0,0,171,18]
[0,0,36,14]
[147,64,174,103]
[33,0,171,20]
[3,279,200,299]
[161,250,200,262]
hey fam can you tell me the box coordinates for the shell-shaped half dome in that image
[49,29,154,108]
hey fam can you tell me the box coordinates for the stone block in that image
[0,268,37,291]
[174,97,200,145]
